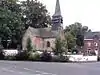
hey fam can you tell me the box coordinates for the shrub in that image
[59,56,69,62]
[28,52,41,61]
[98,56,100,61]
[26,38,33,52]
[15,50,29,60]
[0,45,4,60]
[4,55,16,60]
[40,50,52,62]
[0,50,5,60]
[51,55,60,62]
[52,55,69,62]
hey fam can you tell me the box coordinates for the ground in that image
[0,61,100,75]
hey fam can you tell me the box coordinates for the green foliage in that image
[0,0,51,49]
[4,55,16,60]
[21,0,51,28]
[64,22,91,52]
[26,38,33,52]
[52,55,69,62]
[41,50,52,62]
[28,52,40,61]
[53,38,65,56]
[0,50,5,60]
[64,32,76,50]
[76,34,84,46]
[65,22,89,37]
[15,50,29,60]
[0,0,25,48]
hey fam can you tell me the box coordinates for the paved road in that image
[0,61,100,75]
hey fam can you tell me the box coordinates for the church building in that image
[22,0,64,51]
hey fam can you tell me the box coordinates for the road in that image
[0,61,100,75]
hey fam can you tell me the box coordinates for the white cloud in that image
[19,0,100,31]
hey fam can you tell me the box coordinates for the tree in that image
[0,0,51,49]
[53,38,65,56]
[64,32,76,50]
[0,0,25,49]
[64,22,91,52]
[15,38,33,60]
[21,0,51,29]
[26,38,33,52]
[65,22,89,37]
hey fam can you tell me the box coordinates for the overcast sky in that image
[20,0,100,31]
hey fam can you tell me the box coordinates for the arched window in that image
[47,41,50,47]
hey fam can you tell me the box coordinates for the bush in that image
[98,56,100,61]
[51,55,60,62]
[0,50,5,60]
[15,50,29,60]
[59,56,69,62]
[26,38,33,52]
[4,55,16,60]
[28,52,41,61]
[52,55,69,62]
[40,51,52,62]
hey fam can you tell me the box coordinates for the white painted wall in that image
[68,55,97,62]
[3,49,18,56]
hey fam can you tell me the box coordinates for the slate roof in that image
[84,32,100,39]
[28,26,58,38]
[53,0,61,16]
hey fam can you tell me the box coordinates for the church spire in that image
[52,0,63,30]
[54,0,61,16]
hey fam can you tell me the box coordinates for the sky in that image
[20,0,100,31]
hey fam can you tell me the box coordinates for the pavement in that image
[0,61,100,75]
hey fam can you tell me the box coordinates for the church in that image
[22,0,100,56]
[22,0,64,51]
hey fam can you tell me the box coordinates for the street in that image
[0,61,100,75]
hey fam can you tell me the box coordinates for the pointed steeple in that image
[52,0,63,30]
[54,0,61,16]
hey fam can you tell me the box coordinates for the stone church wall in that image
[43,38,56,51]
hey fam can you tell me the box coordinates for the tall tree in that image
[0,0,25,49]
[53,38,66,56]
[21,0,51,29]
[64,32,76,50]
[65,22,89,37]
[64,22,91,52]
[26,38,33,52]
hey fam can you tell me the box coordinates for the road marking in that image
[23,67,56,75]
[18,72,24,74]
[24,68,31,71]
[41,72,49,74]
[36,70,57,75]
[2,68,14,73]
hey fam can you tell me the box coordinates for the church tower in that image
[52,0,63,30]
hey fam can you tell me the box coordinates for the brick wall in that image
[84,38,100,55]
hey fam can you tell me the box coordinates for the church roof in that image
[84,32,100,39]
[53,0,61,16]
[27,26,58,38]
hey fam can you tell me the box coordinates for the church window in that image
[47,41,50,47]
